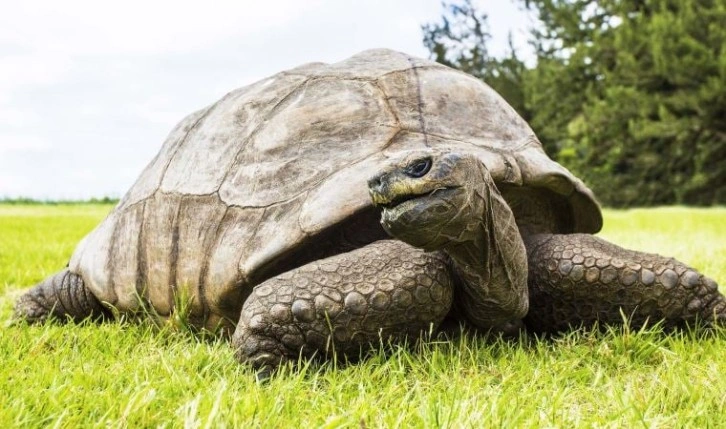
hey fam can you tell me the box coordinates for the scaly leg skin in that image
[13,269,110,323]
[232,240,453,375]
[525,234,725,332]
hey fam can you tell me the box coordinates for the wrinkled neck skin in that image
[439,196,492,304]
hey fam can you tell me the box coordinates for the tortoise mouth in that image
[380,186,461,212]
[379,186,464,248]
[379,192,422,210]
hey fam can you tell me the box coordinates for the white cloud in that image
[0,134,50,154]
[0,107,40,127]
[0,0,326,55]
[0,53,74,99]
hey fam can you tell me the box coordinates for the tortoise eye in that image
[404,158,432,178]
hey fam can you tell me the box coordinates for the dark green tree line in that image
[423,0,726,207]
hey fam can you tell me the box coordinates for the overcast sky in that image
[0,0,533,200]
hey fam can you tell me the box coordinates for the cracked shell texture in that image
[67,49,602,328]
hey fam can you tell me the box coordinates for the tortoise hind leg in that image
[524,233,725,332]
[14,269,111,323]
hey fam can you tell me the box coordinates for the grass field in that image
[1,204,725,428]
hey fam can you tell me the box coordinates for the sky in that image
[0,0,533,200]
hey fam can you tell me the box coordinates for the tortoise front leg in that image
[525,234,725,332]
[232,240,453,374]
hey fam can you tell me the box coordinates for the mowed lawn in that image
[1,204,724,428]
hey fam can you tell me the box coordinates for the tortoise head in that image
[368,151,489,251]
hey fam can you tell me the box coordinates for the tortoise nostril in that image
[368,173,388,191]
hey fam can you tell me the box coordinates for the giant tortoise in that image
[15,49,725,373]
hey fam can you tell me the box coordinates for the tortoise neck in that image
[442,229,490,294]
[440,185,492,293]
[437,180,529,328]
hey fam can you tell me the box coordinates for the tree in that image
[526,0,726,206]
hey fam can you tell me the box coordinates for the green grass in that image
[1,204,725,428]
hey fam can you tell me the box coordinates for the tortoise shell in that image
[67,49,601,329]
